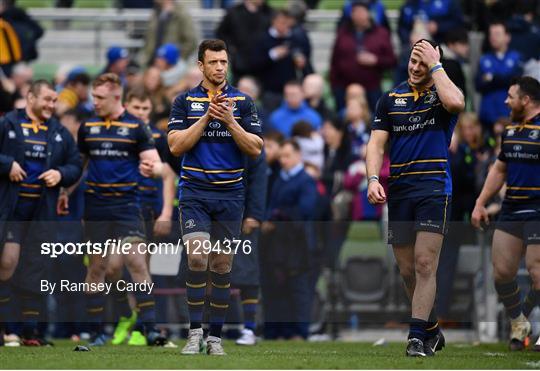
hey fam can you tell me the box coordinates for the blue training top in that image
[168,82,262,200]
[498,114,540,209]
[78,110,155,204]
[372,81,458,199]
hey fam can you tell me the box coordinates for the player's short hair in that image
[28,79,54,97]
[125,87,152,103]
[445,28,469,45]
[488,21,508,34]
[284,80,303,90]
[411,39,444,60]
[92,73,122,90]
[512,76,540,103]
[263,130,285,144]
[281,139,301,152]
[198,39,228,62]
[272,8,293,20]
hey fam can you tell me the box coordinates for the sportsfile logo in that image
[191,102,205,111]
[394,98,407,106]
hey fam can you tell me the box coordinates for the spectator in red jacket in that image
[329,0,396,113]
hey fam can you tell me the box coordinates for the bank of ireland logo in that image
[185,219,196,229]
[191,102,205,111]
[209,121,221,129]
[409,115,421,123]
[513,144,522,151]
[529,130,539,140]
[101,142,113,149]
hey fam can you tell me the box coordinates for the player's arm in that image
[413,41,465,114]
[153,163,176,237]
[366,129,389,204]
[208,96,263,159]
[471,159,507,229]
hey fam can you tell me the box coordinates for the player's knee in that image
[125,257,149,278]
[188,255,208,271]
[526,264,540,289]
[415,255,436,279]
[397,264,415,284]
[209,260,231,274]
[106,263,123,282]
[492,261,516,282]
[87,262,107,283]
[0,256,18,279]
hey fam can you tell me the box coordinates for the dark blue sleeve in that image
[168,93,188,132]
[371,93,391,132]
[244,151,268,221]
[77,122,88,155]
[240,95,262,135]
[0,115,15,175]
[136,122,156,153]
[57,127,83,188]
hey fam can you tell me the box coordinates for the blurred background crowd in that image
[1,0,540,343]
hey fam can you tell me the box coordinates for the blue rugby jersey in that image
[17,119,48,199]
[372,81,458,199]
[138,123,168,209]
[168,82,262,200]
[498,114,540,208]
[78,111,155,204]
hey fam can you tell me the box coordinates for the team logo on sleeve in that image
[185,219,196,229]
[424,93,438,104]
[529,130,539,140]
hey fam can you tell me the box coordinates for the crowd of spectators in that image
[0,0,540,338]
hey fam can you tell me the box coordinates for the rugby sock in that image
[186,269,207,330]
[85,292,105,333]
[209,271,231,338]
[21,293,41,339]
[408,317,427,342]
[240,286,259,331]
[134,290,156,332]
[523,286,540,317]
[0,280,12,323]
[495,280,522,319]
[112,288,132,319]
[426,309,440,338]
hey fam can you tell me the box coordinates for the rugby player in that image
[366,39,465,356]
[168,39,263,355]
[472,76,540,351]
[77,73,162,346]
[108,87,176,346]
[0,80,82,345]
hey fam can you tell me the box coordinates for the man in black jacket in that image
[0,80,82,345]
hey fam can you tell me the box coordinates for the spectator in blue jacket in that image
[0,80,82,344]
[340,0,390,30]
[261,140,318,340]
[398,0,464,45]
[269,80,322,137]
[476,22,523,131]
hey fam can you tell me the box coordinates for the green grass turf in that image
[2,340,540,369]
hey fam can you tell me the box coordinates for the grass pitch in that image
[2,340,540,369]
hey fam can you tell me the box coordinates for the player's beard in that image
[510,107,525,122]
[205,72,225,87]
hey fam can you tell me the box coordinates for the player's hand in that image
[412,40,440,67]
[270,45,289,60]
[471,203,490,231]
[139,159,155,178]
[242,217,260,235]
[356,51,378,66]
[367,181,386,204]
[208,98,235,127]
[9,161,26,182]
[261,221,275,234]
[56,191,69,215]
[153,214,172,237]
[39,169,62,187]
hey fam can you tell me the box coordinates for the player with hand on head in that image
[366,39,464,357]
[472,76,540,352]
[168,39,263,356]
